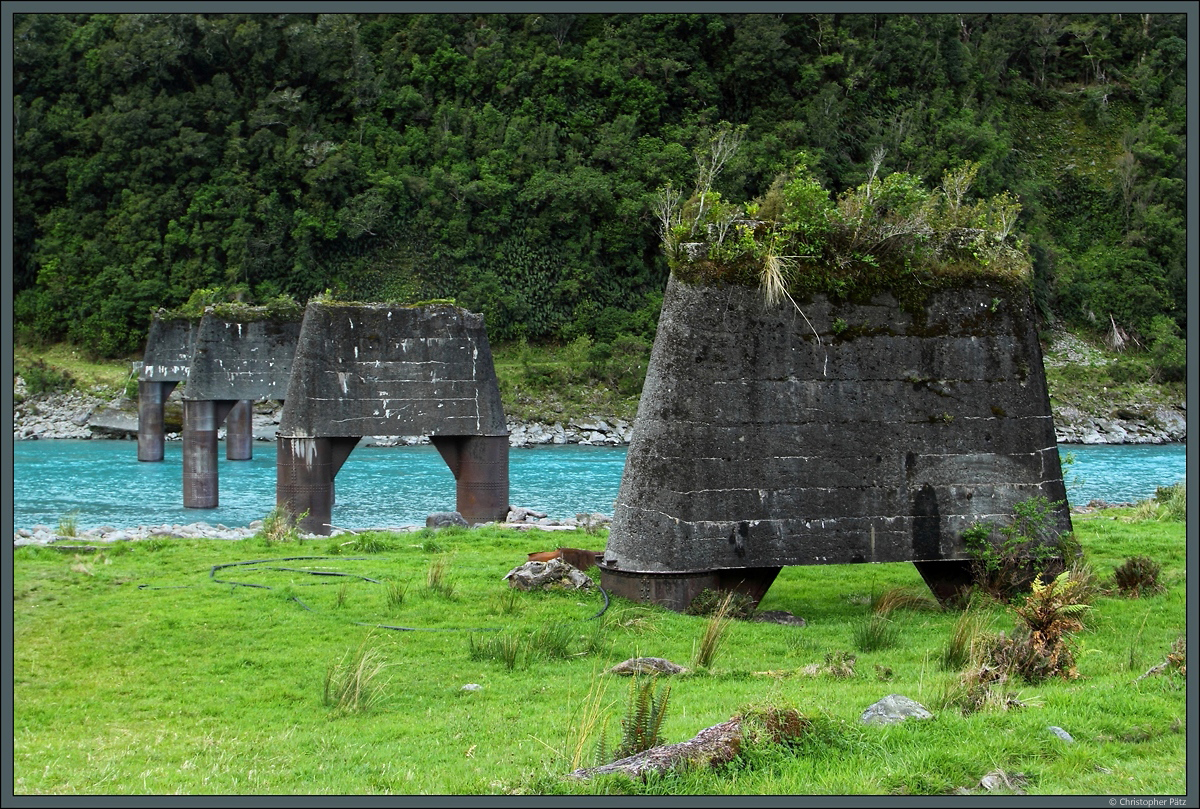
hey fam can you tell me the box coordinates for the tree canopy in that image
[13,12,1187,356]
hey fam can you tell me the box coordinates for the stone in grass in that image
[607,657,690,676]
[427,511,468,528]
[860,694,934,725]
[1048,726,1075,743]
[753,610,807,627]
[461,683,483,692]
[503,558,593,591]
[980,769,1028,794]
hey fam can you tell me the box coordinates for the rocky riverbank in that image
[13,508,612,547]
[12,341,1186,447]
[13,380,636,447]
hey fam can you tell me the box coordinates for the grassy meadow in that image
[11,508,1188,796]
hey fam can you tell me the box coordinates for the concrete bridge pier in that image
[225,399,254,460]
[137,380,179,462]
[432,434,511,525]
[183,399,236,508]
[276,436,361,534]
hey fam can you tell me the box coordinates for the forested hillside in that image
[12,12,1187,376]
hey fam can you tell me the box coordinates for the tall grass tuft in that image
[56,510,80,538]
[350,532,391,554]
[386,580,408,611]
[693,591,736,669]
[323,639,391,715]
[871,587,940,615]
[468,631,524,670]
[567,672,613,771]
[854,613,900,652]
[426,555,456,599]
[940,606,993,671]
[1133,482,1186,522]
[530,624,577,661]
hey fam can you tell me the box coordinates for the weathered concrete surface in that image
[137,314,196,460]
[181,307,303,507]
[139,315,196,383]
[602,275,1072,610]
[185,310,302,402]
[277,302,509,534]
[278,303,506,437]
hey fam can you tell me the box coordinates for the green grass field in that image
[11,513,1188,796]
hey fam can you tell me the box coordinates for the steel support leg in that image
[137,380,177,461]
[432,434,510,524]
[913,559,976,607]
[183,400,235,508]
[276,436,360,535]
[226,399,253,460]
[599,566,781,613]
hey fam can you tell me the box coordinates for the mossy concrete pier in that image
[137,315,195,462]
[601,275,1072,610]
[276,302,509,535]
[180,308,302,508]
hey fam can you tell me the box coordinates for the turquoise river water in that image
[11,440,1187,532]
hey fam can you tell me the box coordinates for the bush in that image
[1113,556,1165,598]
[1147,315,1186,382]
[1154,482,1186,522]
[256,506,308,544]
[1001,566,1096,683]
[962,496,1077,600]
[17,360,76,396]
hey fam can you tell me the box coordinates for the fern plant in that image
[612,676,671,761]
[997,567,1096,682]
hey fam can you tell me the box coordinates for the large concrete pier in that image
[180,307,302,508]
[276,302,509,535]
[601,275,1072,610]
[137,314,195,462]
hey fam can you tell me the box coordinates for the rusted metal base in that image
[431,435,510,524]
[912,559,976,606]
[275,436,361,535]
[225,399,253,460]
[137,381,178,462]
[599,566,781,613]
[182,399,236,508]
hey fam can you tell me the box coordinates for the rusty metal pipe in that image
[225,399,253,460]
[137,381,177,462]
[432,434,509,525]
[183,400,220,508]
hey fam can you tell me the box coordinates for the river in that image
[10,440,1187,532]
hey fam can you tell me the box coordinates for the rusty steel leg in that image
[137,380,177,461]
[225,399,253,460]
[599,566,782,613]
[913,559,976,607]
[276,436,359,535]
[432,434,509,524]
[183,400,235,508]
[183,400,220,508]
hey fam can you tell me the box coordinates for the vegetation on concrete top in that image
[662,138,1032,304]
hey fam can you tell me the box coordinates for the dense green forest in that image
[12,12,1188,378]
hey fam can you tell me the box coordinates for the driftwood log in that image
[568,718,743,780]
